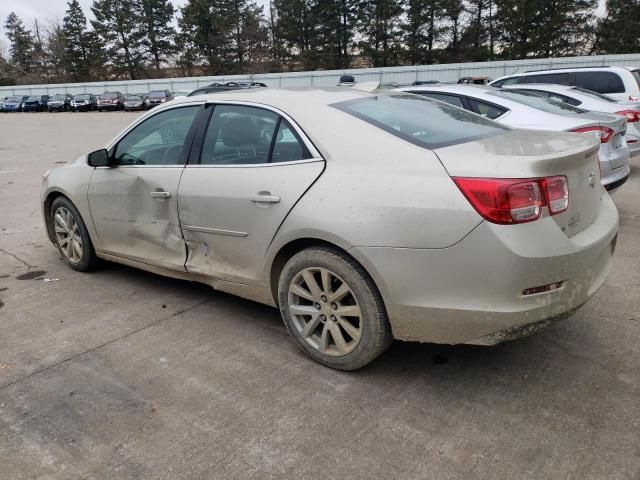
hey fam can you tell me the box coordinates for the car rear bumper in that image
[98,104,120,110]
[603,163,631,191]
[350,194,619,345]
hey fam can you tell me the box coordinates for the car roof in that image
[398,83,496,96]
[498,65,635,79]
[172,87,378,111]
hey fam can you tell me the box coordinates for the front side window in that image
[333,94,508,149]
[113,106,200,166]
[575,72,625,94]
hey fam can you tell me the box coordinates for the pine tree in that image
[357,0,404,67]
[313,0,357,69]
[403,0,446,65]
[593,0,639,54]
[63,0,105,81]
[91,0,147,79]
[137,0,176,71]
[270,0,317,69]
[4,12,35,74]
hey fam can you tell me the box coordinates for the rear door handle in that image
[150,191,171,199]
[250,193,281,204]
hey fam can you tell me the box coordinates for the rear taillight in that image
[571,126,614,143]
[540,176,569,214]
[453,176,568,225]
[615,110,640,123]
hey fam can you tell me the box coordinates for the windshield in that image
[571,87,619,103]
[127,95,141,100]
[7,96,22,102]
[52,94,66,100]
[100,92,118,99]
[26,96,40,101]
[149,91,166,97]
[490,90,588,115]
[75,94,90,100]
[333,94,508,149]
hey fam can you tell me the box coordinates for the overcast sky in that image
[0,0,269,45]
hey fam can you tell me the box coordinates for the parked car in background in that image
[398,84,630,191]
[144,89,173,109]
[489,66,640,102]
[173,89,192,99]
[41,89,619,370]
[0,96,7,111]
[22,95,50,112]
[2,95,28,112]
[47,93,74,112]
[502,84,640,157]
[458,76,491,85]
[97,91,125,111]
[124,94,146,111]
[71,94,97,111]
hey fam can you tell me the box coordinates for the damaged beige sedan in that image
[42,88,619,370]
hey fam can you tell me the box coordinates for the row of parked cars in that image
[0,89,193,113]
[41,64,636,369]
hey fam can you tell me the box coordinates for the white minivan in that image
[490,66,640,103]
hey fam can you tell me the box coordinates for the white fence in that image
[1,53,639,96]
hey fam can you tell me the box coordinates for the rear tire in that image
[50,196,99,272]
[278,247,392,370]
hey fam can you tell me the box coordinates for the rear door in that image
[178,103,324,284]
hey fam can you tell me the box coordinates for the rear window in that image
[631,70,640,89]
[149,90,166,97]
[100,92,118,99]
[7,96,21,102]
[26,96,40,101]
[52,94,66,100]
[575,72,625,94]
[490,90,588,115]
[333,94,508,149]
[75,94,90,100]
[127,95,142,100]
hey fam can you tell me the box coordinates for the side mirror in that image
[87,149,111,167]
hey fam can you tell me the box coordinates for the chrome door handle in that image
[150,191,171,199]
[250,193,281,204]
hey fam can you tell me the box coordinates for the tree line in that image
[1,0,638,85]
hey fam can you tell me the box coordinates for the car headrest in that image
[220,116,262,147]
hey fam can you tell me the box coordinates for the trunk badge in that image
[588,173,596,188]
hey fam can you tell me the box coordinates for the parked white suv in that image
[490,67,640,103]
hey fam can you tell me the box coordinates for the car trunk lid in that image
[434,129,603,237]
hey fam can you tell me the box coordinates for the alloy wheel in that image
[288,267,363,356]
[53,207,83,264]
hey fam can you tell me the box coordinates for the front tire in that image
[50,197,98,272]
[278,247,392,370]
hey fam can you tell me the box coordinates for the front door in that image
[87,105,201,270]
[178,104,324,283]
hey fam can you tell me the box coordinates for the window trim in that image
[407,90,511,120]
[106,103,204,168]
[187,101,321,167]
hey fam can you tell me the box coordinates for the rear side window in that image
[467,99,508,119]
[632,70,640,89]
[333,94,508,149]
[412,92,464,108]
[490,90,588,115]
[524,73,572,85]
[502,77,523,85]
[575,72,625,94]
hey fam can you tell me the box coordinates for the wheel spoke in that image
[302,314,321,338]
[65,238,74,258]
[289,284,314,301]
[336,305,361,318]
[301,270,322,300]
[318,324,330,353]
[337,317,361,341]
[320,268,331,294]
[58,236,69,247]
[54,225,66,234]
[328,283,350,303]
[329,322,349,354]
[289,304,318,316]
[55,212,68,231]
[72,239,83,258]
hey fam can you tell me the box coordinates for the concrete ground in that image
[0,112,639,480]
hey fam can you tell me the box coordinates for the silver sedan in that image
[398,84,631,191]
[41,89,619,370]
